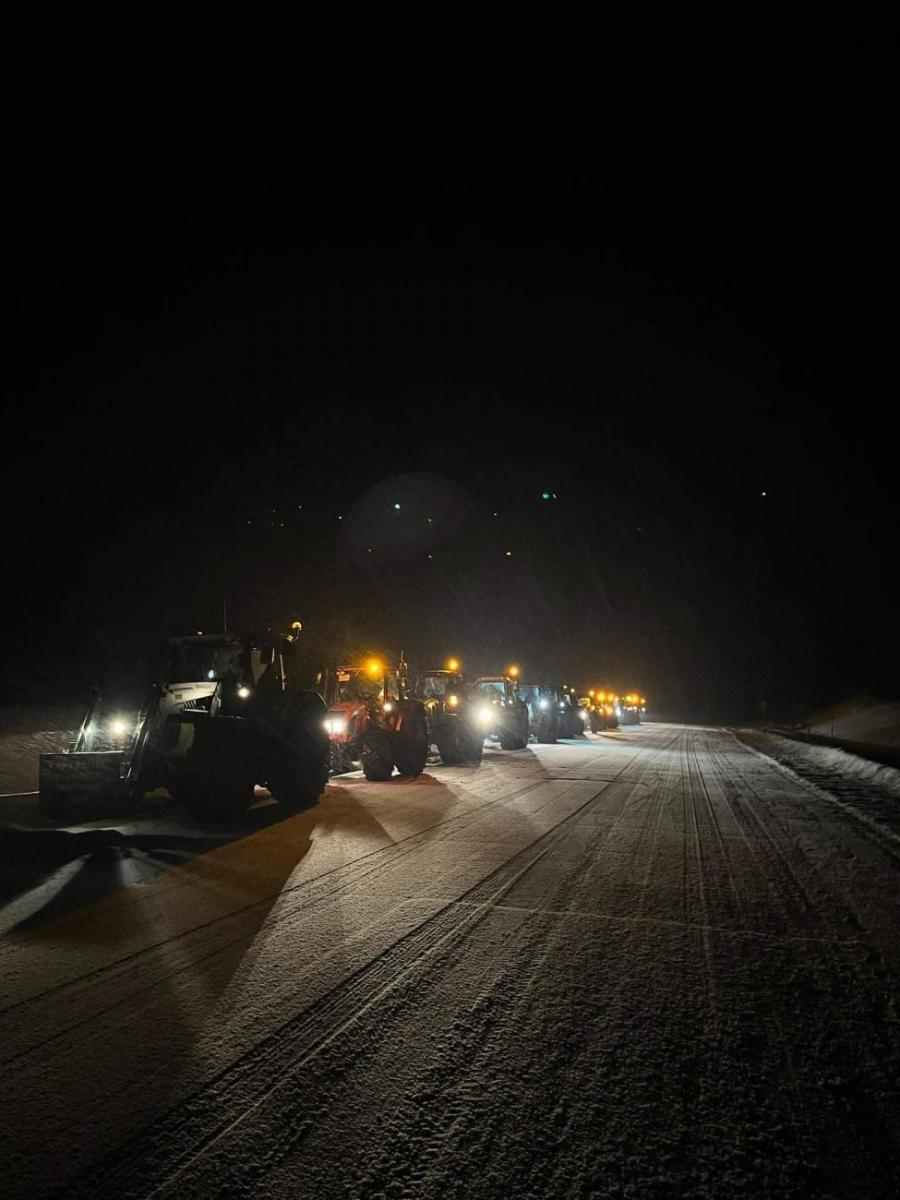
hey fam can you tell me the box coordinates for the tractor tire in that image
[330,742,355,775]
[436,723,463,764]
[176,716,258,823]
[535,714,559,744]
[395,708,428,777]
[259,691,329,810]
[461,726,484,764]
[268,749,328,811]
[501,709,529,750]
[361,734,394,781]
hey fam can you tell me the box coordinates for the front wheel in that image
[436,727,463,765]
[461,726,484,763]
[535,714,558,744]
[361,734,394,781]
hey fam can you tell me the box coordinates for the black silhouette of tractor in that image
[39,625,330,823]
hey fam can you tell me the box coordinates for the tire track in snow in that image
[0,760,585,1057]
[699,729,900,1187]
[50,735,677,1200]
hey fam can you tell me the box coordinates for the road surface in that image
[1,725,899,1198]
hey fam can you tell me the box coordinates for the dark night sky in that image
[5,119,896,719]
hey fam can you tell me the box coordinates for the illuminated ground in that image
[2,726,899,1198]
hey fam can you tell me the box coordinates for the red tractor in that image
[324,658,429,781]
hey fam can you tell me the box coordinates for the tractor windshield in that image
[167,640,247,683]
[474,680,507,703]
[336,671,384,702]
[418,673,464,698]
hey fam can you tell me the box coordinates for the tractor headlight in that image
[580,709,588,718]
[383,701,394,713]
[539,698,549,710]
[447,694,460,707]
[110,718,131,737]
[237,686,251,699]
[478,707,492,725]
[324,716,345,734]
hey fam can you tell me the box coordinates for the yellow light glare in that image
[507,664,520,678]
[366,659,383,676]
[446,658,460,672]
[447,694,460,707]
[588,689,594,697]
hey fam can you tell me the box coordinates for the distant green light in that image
[541,491,551,500]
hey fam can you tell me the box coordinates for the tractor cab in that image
[471,675,518,708]
[413,669,467,701]
[164,629,301,718]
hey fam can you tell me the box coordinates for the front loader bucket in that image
[38,751,128,821]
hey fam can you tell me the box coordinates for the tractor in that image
[409,661,489,764]
[619,692,644,725]
[519,683,585,739]
[518,684,563,743]
[323,658,429,781]
[470,671,530,750]
[38,625,330,823]
[584,690,620,731]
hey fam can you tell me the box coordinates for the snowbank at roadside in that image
[738,728,900,843]
[796,698,900,750]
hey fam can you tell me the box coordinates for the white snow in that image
[1,725,899,1199]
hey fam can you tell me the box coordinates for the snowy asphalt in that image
[1,724,899,1199]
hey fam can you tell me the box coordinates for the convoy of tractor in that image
[37,626,647,824]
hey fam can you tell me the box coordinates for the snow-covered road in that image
[2,725,898,1198]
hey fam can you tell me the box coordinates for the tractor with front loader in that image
[38,625,330,823]
[323,658,429,781]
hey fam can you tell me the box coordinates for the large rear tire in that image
[436,723,463,765]
[395,708,428,777]
[535,714,558,744]
[176,716,258,823]
[461,726,484,763]
[501,709,529,750]
[268,752,328,811]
